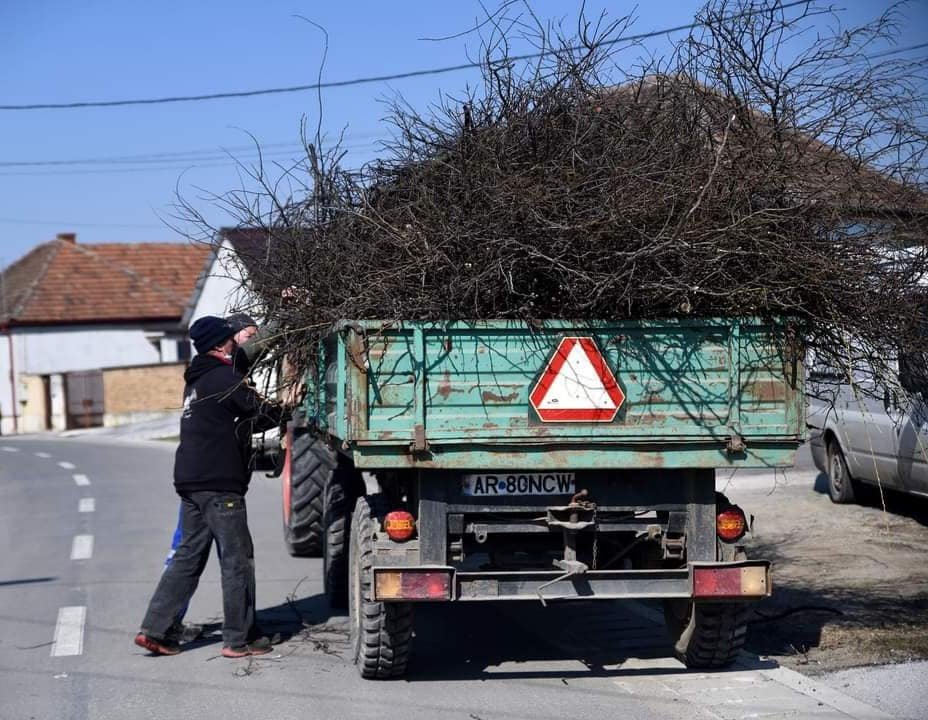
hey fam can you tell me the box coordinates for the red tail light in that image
[716,506,747,542]
[693,564,769,598]
[383,510,416,541]
[374,569,452,601]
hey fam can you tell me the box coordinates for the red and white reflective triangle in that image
[529,337,625,422]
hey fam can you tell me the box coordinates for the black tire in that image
[663,544,748,669]
[349,494,414,679]
[323,461,364,608]
[827,438,857,504]
[664,600,749,668]
[282,429,335,557]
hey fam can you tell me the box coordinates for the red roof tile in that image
[0,238,210,325]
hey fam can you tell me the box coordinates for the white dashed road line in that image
[51,606,86,657]
[35,451,51,458]
[73,474,90,487]
[58,461,76,470]
[2,446,19,452]
[78,498,95,513]
[70,534,94,560]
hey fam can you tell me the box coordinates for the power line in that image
[0,159,290,177]
[0,217,165,229]
[0,0,814,112]
[0,148,309,172]
[0,132,386,168]
[0,155,320,177]
[0,152,374,177]
[0,142,304,168]
[0,140,384,177]
[862,41,928,60]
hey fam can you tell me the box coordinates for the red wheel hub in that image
[281,427,293,525]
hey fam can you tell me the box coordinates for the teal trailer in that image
[281,318,804,678]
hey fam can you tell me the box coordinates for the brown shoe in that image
[134,632,181,656]
[221,637,273,658]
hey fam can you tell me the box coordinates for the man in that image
[135,315,286,658]
[158,312,265,645]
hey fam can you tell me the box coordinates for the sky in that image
[1,0,926,267]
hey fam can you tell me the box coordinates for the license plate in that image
[461,473,575,496]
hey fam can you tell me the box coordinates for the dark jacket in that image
[173,354,283,495]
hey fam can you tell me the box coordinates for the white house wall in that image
[187,241,279,395]
[14,325,162,375]
[189,241,253,326]
[1,325,166,434]
[0,333,13,435]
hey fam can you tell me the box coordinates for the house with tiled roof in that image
[0,233,211,434]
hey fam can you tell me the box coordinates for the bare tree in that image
[175,0,928,396]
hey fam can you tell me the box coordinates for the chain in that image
[591,506,599,570]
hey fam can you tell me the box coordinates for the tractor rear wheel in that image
[282,428,334,557]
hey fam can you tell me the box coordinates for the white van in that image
[807,354,928,503]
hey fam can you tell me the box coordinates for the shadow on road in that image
[261,596,779,681]
[405,602,677,681]
[0,576,57,588]
[175,593,338,653]
[256,591,335,637]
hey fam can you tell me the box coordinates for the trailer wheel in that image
[663,545,748,669]
[349,494,414,679]
[663,599,749,668]
[322,462,364,608]
[826,439,857,504]
[282,428,333,557]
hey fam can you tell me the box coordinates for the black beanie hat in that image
[189,315,236,354]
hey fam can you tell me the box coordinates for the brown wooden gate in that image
[65,370,104,429]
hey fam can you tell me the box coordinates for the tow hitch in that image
[537,490,597,605]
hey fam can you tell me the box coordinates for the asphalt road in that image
[0,436,896,720]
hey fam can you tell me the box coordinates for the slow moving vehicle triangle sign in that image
[529,336,625,422]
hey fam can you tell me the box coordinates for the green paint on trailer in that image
[305,319,804,470]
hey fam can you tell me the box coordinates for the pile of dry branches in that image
[183,0,928,391]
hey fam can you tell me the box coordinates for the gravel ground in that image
[720,452,928,676]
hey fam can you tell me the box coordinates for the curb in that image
[626,601,894,720]
[737,657,896,720]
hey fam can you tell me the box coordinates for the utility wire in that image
[0,141,383,177]
[0,154,371,177]
[0,154,349,177]
[0,147,306,170]
[0,133,386,168]
[862,40,928,60]
[0,217,165,229]
[0,0,815,111]
[3,49,924,174]
[0,142,305,168]
[0,159,291,177]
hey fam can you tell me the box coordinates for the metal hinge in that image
[726,430,746,454]
[410,423,429,453]
[662,510,687,560]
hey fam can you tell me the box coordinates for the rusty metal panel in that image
[347,442,799,470]
[65,370,104,429]
[311,318,804,469]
